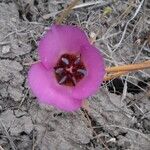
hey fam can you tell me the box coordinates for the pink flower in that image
[28,25,105,111]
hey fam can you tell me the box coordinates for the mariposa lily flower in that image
[28,25,105,111]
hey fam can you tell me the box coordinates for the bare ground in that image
[0,0,150,150]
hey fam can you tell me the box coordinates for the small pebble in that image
[0,105,2,111]
[2,45,10,54]
[90,32,96,39]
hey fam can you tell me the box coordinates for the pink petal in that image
[28,62,82,111]
[38,25,89,69]
[72,45,105,99]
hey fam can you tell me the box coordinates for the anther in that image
[77,69,87,76]
[74,56,80,64]
[71,76,77,85]
[55,68,64,74]
[59,76,67,84]
[62,57,69,65]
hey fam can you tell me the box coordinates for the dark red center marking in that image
[54,53,87,86]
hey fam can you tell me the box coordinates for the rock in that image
[89,89,133,127]
[0,3,32,58]
[142,118,150,133]
[0,105,2,111]
[2,45,10,54]
[0,59,23,82]
[8,86,24,102]
[0,110,33,136]
[29,104,92,149]
[35,125,83,150]
[0,60,24,101]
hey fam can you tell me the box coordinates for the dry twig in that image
[55,0,80,24]
[0,120,17,150]
[107,124,150,142]
[113,0,145,51]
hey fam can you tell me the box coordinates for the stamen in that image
[59,76,67,84]
[74,56,81,64]
[77,69,87,76]
[62,57,69,65]
[71,76,77,86]
[54,53,86,87]
[55,68,64,74]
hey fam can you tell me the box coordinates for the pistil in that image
[54,53,87,86]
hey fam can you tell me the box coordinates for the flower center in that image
[54,53,87,86]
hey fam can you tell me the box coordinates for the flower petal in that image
[28,62,82,111]
[38,25,89,69]
[72,45,105,99]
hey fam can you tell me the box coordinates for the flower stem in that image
[104,60,150,81]
[55,0,80,24]
[106,60,150,73]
